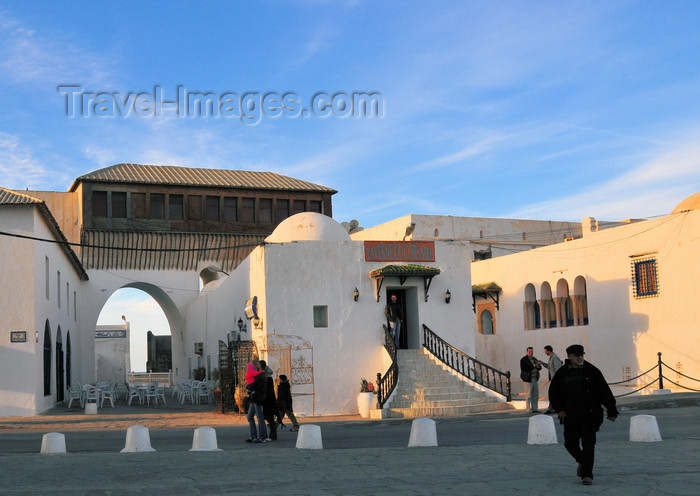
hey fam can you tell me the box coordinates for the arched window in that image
[56,327,64,402]
[565,298,574,326]
[66,332,72,388]
[534,301,541,329]
[480,309,494,335]
[523,284,537,330]
[43,320,52,396]
[573,275,589,325]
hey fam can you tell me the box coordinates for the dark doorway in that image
[385,289,407,349]
[56,327,64,402]
[66,332,72,389]
[43,321,52,396]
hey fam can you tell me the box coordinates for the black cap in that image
[566,344,585,356]
[279,374,287,381]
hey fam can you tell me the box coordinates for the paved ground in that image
[1,393,699,495]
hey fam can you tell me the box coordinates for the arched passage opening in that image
[96,284,180,385]
[43,321,51,397]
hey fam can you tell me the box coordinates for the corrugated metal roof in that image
[0,188,43,205]
[69,163,337,193]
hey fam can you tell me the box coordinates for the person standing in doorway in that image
[384,294,403,348]
[520,346,542,413]
[540,345,563,413]
[549,344,618,486]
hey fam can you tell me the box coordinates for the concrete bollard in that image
[408,417,438,447]
[295,424,323,449]
[527,414,558,444]
[190,426,222,451]
[629,414,662,442]
[40,432,67,454]
[84,403,98,415]
[120,425,156,453]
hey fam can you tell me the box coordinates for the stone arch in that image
[539,282,556,329]
[572,275,589,326]
[523,283,538,330]
[479,308,494,335]
[555,279,572,327]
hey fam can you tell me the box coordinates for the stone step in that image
[390,396,500,409]
[381,402,511,418]
[394,390,488,401]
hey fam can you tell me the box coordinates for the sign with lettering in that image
[95,330,127,339]
[364,241,435,263]
[10,331,27,343]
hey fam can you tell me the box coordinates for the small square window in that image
[92,191,107,217]
[313,305,328,328]
[169,195,184,220]
[206,196,220,221]
[150,194,165,219]
[632,258,659,298]
[111,192,127,218]
[259,199,273,223]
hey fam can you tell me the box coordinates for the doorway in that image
[385,288,419,349]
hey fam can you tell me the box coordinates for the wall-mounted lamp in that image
[445,289,452,304]
[353,287,360,302]
[35,330,39,342]
[252,317,263,330]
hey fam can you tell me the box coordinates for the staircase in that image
[375,349,513,418]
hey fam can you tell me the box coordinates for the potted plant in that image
[357,378,377,418]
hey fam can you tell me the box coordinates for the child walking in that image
[276,374,300,431]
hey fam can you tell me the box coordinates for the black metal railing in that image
[609,352,700,397]
[376,325,398,409]
[423,324,512,401]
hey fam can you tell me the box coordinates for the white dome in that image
[671,191,700,214]
[265,212,351,243]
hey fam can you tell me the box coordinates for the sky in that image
[2,2,700,371]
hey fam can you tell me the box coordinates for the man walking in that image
[540,345,563,413]
[384,294,403,348]
[520,346,542,413]
[549,344,618,486]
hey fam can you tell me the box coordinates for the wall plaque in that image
[10,331,27,343]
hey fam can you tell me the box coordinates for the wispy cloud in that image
[0,132,54,189]
[0,11,116,87]
[509,134,700,221]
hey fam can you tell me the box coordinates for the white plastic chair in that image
[100,383,117,408]
[127,384,142,406]
[67,384,84,408]
[143,383,159,405]
[196,382,212,404]
[84,386,100,406]
[156,383,167,405]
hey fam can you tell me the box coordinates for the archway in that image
[96,286,173,382]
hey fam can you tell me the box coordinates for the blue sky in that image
[2,2,700,371]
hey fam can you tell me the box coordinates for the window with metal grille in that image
[632,258,659,298]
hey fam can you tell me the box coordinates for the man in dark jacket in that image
[258,360,279,440]
[520,346,542,413]
[245,362,269,443]
[549,344,618,486]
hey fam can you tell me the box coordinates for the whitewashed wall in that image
[471,209,700,391]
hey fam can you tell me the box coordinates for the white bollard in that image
[40,432,67,454]
[120,425,156,453]
[84,403,98,415]
[295,424,323,449]
[408,417,438,447]
[190,426,222,451]
[629,414,662,442]
[527,414,558,444]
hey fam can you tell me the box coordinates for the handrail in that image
[611,352,700,396]
[423,324,512,401]
[376,325,398,409]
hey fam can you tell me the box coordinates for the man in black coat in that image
[245,362,268,443]
[520,346,542,413]
[258,360,279,440]
[549,344,618,486]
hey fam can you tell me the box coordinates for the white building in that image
[471,192,700,393]
[2,166,697,417]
